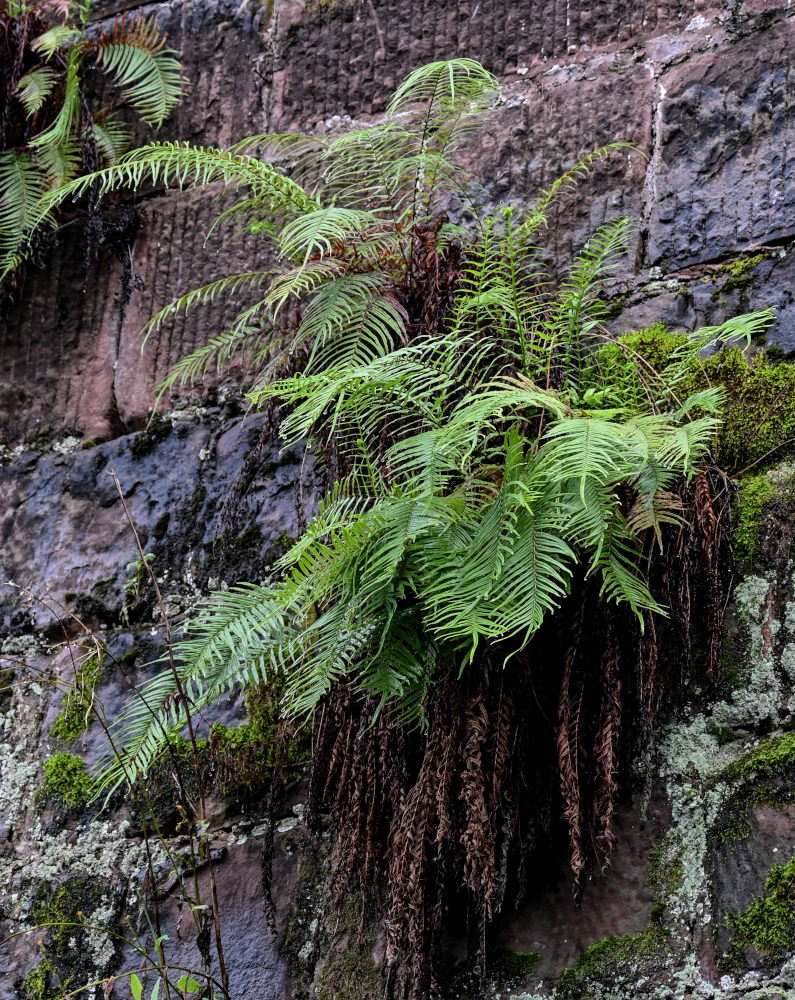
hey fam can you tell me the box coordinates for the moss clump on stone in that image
[492,948,541,981]
[129,416,172,458]
[21,959,62,1000]
[733,473,777,563]
[40,752,95,808]
[710,253,769,306]
[604,326,795,474]
[685,349,795,471]
[725,732,795,783]
[50,653,102,743]
[728,850,795,959]
[316,949,383,1000]
[618,322,689,369]
[557,922,665,997]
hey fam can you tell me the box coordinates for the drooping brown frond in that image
[294,471,733,997]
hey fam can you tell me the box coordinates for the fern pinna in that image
[26,59,772,996]
[0,0,183,274]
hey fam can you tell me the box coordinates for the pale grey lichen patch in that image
[506,563,795,1000]
[85,895,118,971]
[0,689,43,827]
[710,575,782,730]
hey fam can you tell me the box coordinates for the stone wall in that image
[2,2,795,999]
[1,0,793,443]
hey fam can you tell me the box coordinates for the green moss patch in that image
[51,653,102,743]
[316,949,383,1000]
[21,959,62,1000]
[725,732,795,783]
[728,850,795,960]
[710,253,770,306]
[40,752,95,809]
[557,923,665,998]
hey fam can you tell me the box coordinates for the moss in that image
[142,735,209,824]
[711,813,753,847]
[151,512,171,541]
[733,473,777,563]
[618,323,689,369]
[557,923,665,997]
[724,731,795,783]
[710,253,769,307]
[40,752,95,809]
[683,349,795,472]
[129,416,172,458]
[728,850,795,959]
[492,948,541,980]
[50,653,102,743]
[602,326,795,474]
[316,949,383,1000]
[21,959,61,1000]
[27,877,118,986]
[209,684,309,799]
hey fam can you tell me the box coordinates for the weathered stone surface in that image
[0,403,317,622]
[3,2,795,999]
[647,16,795,271]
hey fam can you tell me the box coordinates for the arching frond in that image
[31,23,79,59]
[37,134,81,185]
[139,270,273,343]
[0,150,48,264]
[29,45,82,149]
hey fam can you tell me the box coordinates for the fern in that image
[97,15,183,128]
[14,66,59,117]
[65,60,774,792]
[0,150,48,257]
[1,0,185,280]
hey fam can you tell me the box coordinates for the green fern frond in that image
[140,270,273,342]
[14,66,59,117]
[31,23,80,59]
[0,150,49,264]
[98,15,183,127]
[29,46,82,149]
[36,134,81,185]
[88,113,131,166]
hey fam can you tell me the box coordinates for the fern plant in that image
[18,57,774,993]
[22,58,772,794]
[0,0,183,274]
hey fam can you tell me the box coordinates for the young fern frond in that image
[88,113,132,166]
[155,326,271,399]
[30,23,79,59]
[97,14,183,127]
[140,270,274,343]
[14,65,59,116]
